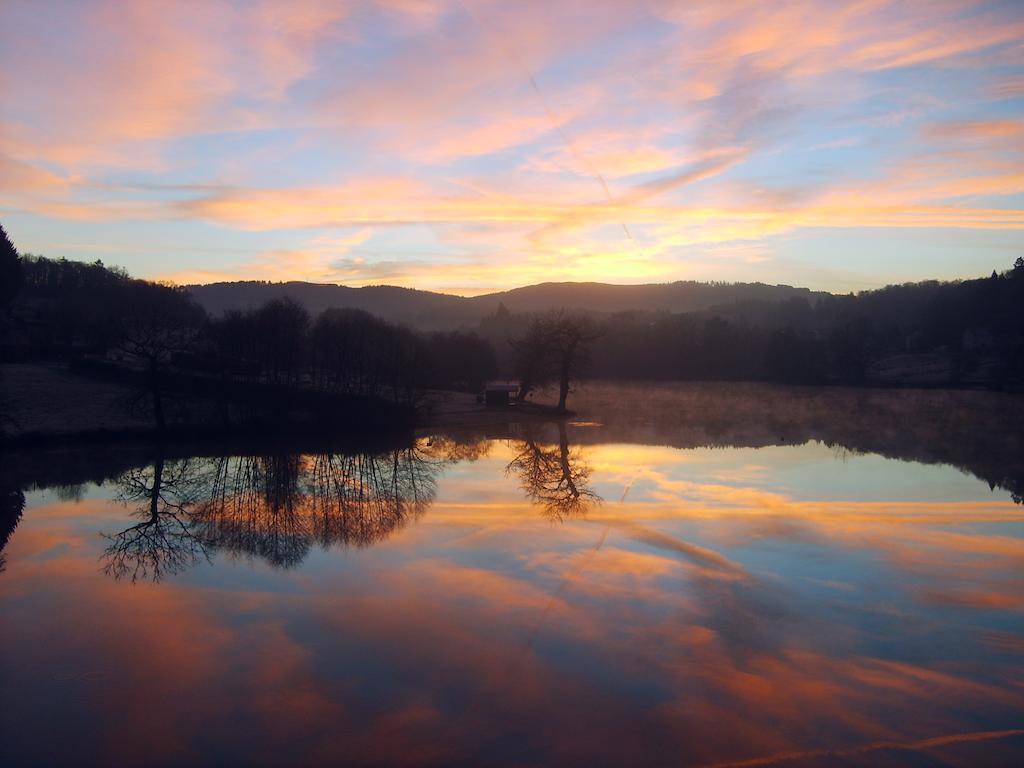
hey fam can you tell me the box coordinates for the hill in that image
[187,279,827,329]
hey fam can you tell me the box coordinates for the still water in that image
[2,386,1023,767]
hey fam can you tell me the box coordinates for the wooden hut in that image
[482,382,520,406]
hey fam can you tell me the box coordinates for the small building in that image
[482,381,520,407]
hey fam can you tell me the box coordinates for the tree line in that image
[1,248,497,432]
[3,227,1023,431]
[482,259,1024,389]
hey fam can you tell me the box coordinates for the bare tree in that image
[506,422,600,520]
[510,310,601,412]
[115,282,205,432]
[308,307,426,403]
[194,452,312,568]
[253,297,310,387]
[102,456,211,582]
[192,447,440,566]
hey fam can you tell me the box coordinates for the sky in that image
[1,0,1022,295]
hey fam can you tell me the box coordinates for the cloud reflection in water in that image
[1,433,1023,766]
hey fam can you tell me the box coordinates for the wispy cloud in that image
[1,0,1022,288]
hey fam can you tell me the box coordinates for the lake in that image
[2,383,1023,767]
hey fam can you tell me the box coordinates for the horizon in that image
[173,264,1009,298]
[2,1,1023,294]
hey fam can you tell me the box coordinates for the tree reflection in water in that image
[102,445,446,580]
[193,449,439,568]
[100,431,597,582]
[506,422,600,520]
[103,456,213,582]
[0,482,26,574]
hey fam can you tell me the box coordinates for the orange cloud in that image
[2,0,1023,289]
[927,118,1024,141]
[6,437,1024,765]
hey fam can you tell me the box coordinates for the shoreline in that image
[3,362,1022,453]
[2,379,1021,503]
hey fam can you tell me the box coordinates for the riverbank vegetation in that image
[2,233,1023,445]
[480,259,1024,388]
[0,248,496,440]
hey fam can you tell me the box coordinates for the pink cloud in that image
[1,0,1022,288]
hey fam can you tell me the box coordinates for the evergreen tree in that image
[0,223,22,312]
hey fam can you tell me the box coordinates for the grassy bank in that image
[0,362,414,449]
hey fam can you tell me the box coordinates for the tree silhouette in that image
[0,483,26,574]
[510,310,601,412]
[188,449,440,567]
[253,298,310,387]
[424,330,496,392]
[0,224,23,434]
[115,282,205,432]
[102,456,212,582]
[102,447,444,576]
[308,307,424,401]
[305,448,438,547]
[192,452,312,568]
[0,222,22,314]
[100,447,444,581]
[506,423,600,520]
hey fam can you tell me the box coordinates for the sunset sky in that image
[1,0,1022,294]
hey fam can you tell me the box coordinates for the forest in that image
[477,260,1024,388]
[0,243,496,436]
[3,224,1024,440]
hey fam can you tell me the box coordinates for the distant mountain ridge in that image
[187,279,828,330]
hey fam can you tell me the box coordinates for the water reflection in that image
[4,385,1024,766]
[195,450,437,567]
[0,481,24,574]
[103,456,211,582]
[96,429,603,581]
[564,382,1024,504]
[506,422,600,520]
[102,447,445,579]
